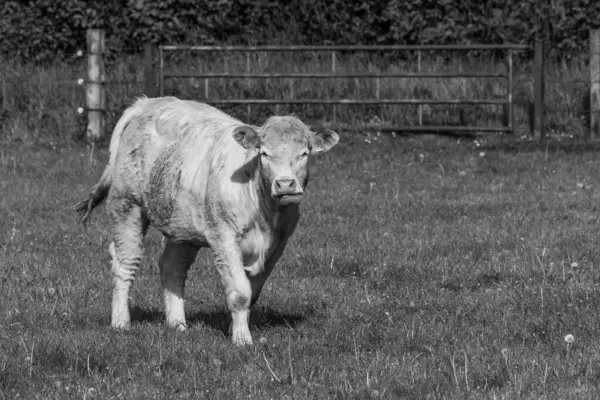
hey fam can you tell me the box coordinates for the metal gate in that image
[158,44,530,134]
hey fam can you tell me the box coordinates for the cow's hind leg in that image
[159,239,198,331]
[109,201,148,329]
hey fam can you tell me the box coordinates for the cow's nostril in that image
[276,179,295,190]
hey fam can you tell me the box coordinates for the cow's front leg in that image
[159,239,198,331]
[213,241,252,346]
[249,237,289,307]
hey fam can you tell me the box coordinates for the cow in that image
[75,97,339,346]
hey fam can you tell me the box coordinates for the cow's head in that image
[233,116,339,207]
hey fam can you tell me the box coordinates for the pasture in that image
[2,133,600,399]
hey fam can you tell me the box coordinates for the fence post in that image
[507,49,514,134]
[144,44,156,98]
[533,38,544,140]
[159,46,164,97]
[86,28,106,142]
[591,29,600,140]
[331,51,336,124]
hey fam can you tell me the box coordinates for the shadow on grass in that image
[438,270,512,293]
[130,305,306,337]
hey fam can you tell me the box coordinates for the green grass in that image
[3,134,600,398]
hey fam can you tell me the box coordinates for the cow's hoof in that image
[111,321,131,330]
[231,324,253,346]
[232,333,253,346]
[229,309,252,345]
[166,318,188,332]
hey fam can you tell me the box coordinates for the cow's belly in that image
[144,144,211,248]
[158,224,209,248]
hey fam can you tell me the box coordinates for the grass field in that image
[3,132,600,399]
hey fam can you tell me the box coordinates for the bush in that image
[1,0,600,63]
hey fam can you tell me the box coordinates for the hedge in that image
[2,0,600,63]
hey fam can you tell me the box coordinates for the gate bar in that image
[161,44,531,52]
[196,99,508,105]
[327,125,512,133]
[163,72,508,79]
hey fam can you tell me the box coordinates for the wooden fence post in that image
[591,29,600,140]
[144,44,156,97]
[533,38,545,140]
[86,28,106,142]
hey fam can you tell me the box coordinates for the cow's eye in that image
[260,151,270,159]
[300,151,309,158]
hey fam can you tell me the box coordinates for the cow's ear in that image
[310,129,339,154]
[233,125,260,149]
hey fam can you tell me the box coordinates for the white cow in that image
[76,97,339,345]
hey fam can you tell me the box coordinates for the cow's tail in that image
[75,98,147,226]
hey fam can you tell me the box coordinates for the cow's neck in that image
[253,169,294,234]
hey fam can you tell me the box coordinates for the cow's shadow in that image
[130,305,305,336]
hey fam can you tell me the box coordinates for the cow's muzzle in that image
[272,178,304,205]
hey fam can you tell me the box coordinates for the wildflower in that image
[571,262,579,268]
[77,78,84,85]
[76,50,84,57]
[564,334,575,343]
[77,107,84,114]
[479,152,485,158]
[259,337,267,345]
[47,287,56,296]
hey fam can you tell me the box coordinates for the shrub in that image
[2,0,600,63]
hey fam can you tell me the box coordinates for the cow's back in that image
[112,97,241,188]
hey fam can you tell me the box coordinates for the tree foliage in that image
[1,0,599,63]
